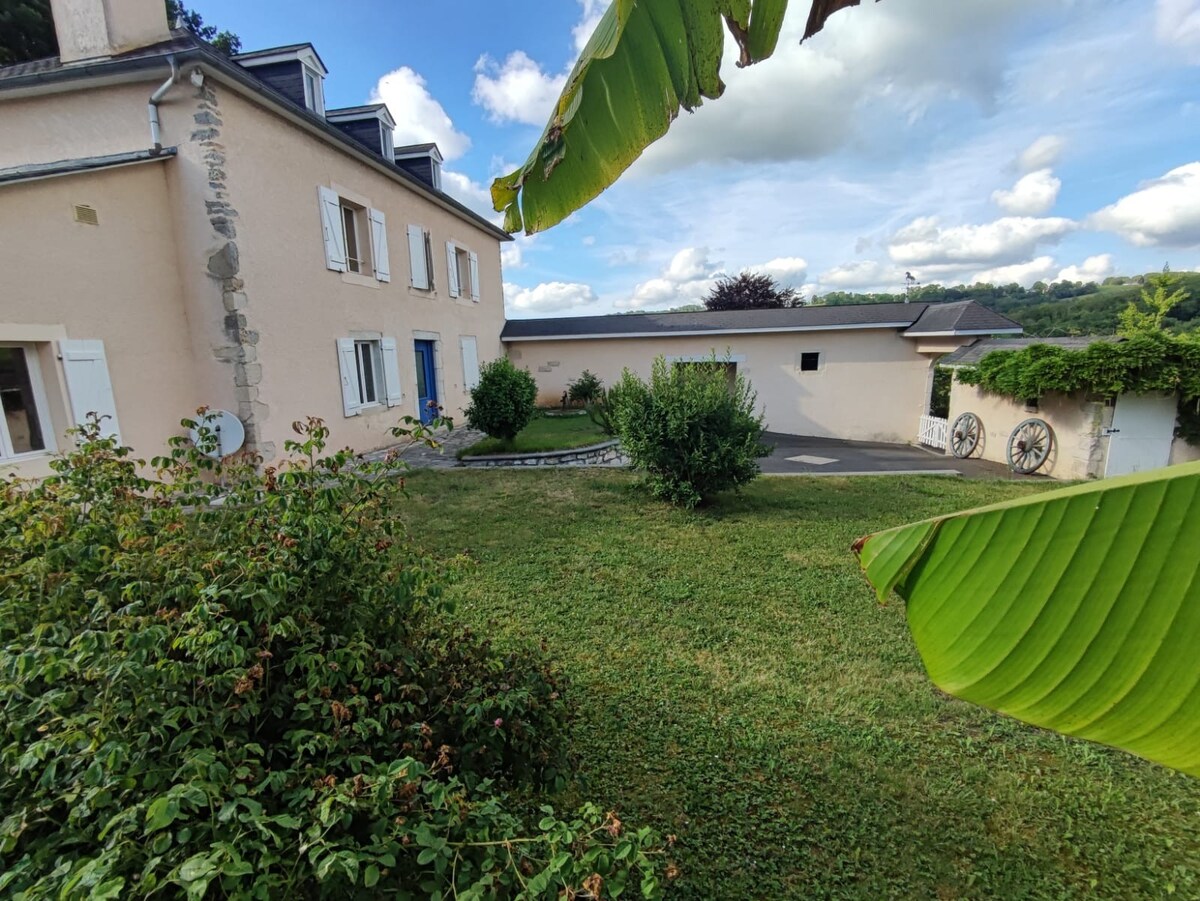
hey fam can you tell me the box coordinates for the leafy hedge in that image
[956,333,1200,444]
[0,415,665,899]
[466,359,538,441]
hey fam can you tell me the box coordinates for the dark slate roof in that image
[326,104,389,117]
[940,335,1122,367]
[231,42,328,72]
[905,300,1022,335]
[0,148,176,187]
[395,142,439,154]
[0,32,508,242]
[501,300,1021,341]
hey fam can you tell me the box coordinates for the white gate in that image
[1104,393,1177,477]
[918,415,948,451]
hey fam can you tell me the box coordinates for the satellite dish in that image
[188,409,246,459]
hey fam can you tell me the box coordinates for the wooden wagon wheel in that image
[1007,418,1053,474]
[950,412,982,459]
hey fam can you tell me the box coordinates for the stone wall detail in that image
[192,82,273,458]
[459,439,626,469]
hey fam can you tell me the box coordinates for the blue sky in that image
[197,0,1200,317]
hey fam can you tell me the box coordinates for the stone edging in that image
[459,439,627,468]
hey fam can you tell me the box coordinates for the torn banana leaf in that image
[492,0,878,235]
[856,461,1200,777]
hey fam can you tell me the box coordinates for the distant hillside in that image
[816,273,1200,337]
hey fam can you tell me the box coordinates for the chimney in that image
[50,0,172,63]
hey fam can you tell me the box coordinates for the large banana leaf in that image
[855,461,1200,777]
[491,0,877,235]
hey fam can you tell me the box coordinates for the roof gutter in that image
[501,321,920,342]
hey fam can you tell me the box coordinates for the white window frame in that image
[302,64,325,115]
[341,203,366,275]
[353,339,384,408]
[380,125,394,161]
[0,342,55,461]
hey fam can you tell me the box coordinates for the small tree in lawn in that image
[704,272,803,311]
[466,358,537,442]
[610,355,770,508]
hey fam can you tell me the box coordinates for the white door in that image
[1104,393,1177,477]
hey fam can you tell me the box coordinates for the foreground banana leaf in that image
[492,0,876,235]
[855,461,1200,777]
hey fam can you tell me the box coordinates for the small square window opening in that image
[800,352,821,372]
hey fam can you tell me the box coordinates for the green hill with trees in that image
[817,271,1200,337]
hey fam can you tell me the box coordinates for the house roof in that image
[0,147,177,187]
[501,300,1022,342]
[904,300,1022,336]
[940,335,1123,367]
[231,42,328,74]
[0,32,509,242]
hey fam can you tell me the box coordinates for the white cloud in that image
[971,256,1058,286]
[1156,0,1200,62]
[818,260,904,292]
[369,67,470,161]
[441,170,495,218]
[582,235,596,246]
[621,247,725,310]
[505,280,597,315]
[1089,162,1200,247]
[636,0,1051,173]
[756,257,809,287]
[472,51,566,126]
[888,215,1077,267]
[573,0,608,53]
[1017,135,1066,173]
[992,169,1061,215]
[1056,254,1115,283]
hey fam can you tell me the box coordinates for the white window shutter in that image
[446,242,460,298]
[337,338,361,416]
[407,224,429,289]
[469,252,480,302]
[59,339,121,441]
[368,209,390,282]
[460,336,480,391]
[318,186,347,272]
[381,337,402,407]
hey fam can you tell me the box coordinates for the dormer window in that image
[233,43,329,116]
[302,65,324,115]
[394,144,445,191]
[326,104,398,159]
[381,127,394,161]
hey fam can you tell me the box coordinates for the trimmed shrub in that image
[567,370,604,406]
[610,356,770,507]
[0,414,665,898]
[466,358,538,442]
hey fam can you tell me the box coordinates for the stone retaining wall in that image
[460,439,626,468]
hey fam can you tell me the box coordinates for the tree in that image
[165,0,241,55]
[1118,266,1187,337]
[705,272,802,311]
[0,0,241,64]
[0,0,56,65]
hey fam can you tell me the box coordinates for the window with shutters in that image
[354,340,384,407]
[408,225,435,291]
[318,187,390,282]
[445,241,481,302]
[0,344,53,461]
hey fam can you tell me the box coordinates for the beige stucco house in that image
[503,301,1022,444]
[0,0,510,477]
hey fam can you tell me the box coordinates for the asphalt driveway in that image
[761,433,1023,479]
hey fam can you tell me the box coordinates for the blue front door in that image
[414,340,438,423]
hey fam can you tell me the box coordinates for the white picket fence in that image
[918,415,949,450]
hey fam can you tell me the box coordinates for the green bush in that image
[567,370,604,406]
[0,414,664,898]
[466,358,538,442]
[610,356,770,508]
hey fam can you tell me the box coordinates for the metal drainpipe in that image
[148,55,180,153]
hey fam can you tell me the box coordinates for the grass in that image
[458,412,608,458]
[396,470,1200,900]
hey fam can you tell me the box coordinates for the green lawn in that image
[458,412,608,457]
[397,470,1200,900]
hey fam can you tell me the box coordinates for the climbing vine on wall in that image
[955,333,1200,445]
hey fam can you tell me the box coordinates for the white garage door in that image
[1105,393,1177,477]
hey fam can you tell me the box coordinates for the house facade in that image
[503,301,1022,444]
[0,0,509,477]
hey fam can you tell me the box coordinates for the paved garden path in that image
[362,427,486,469]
